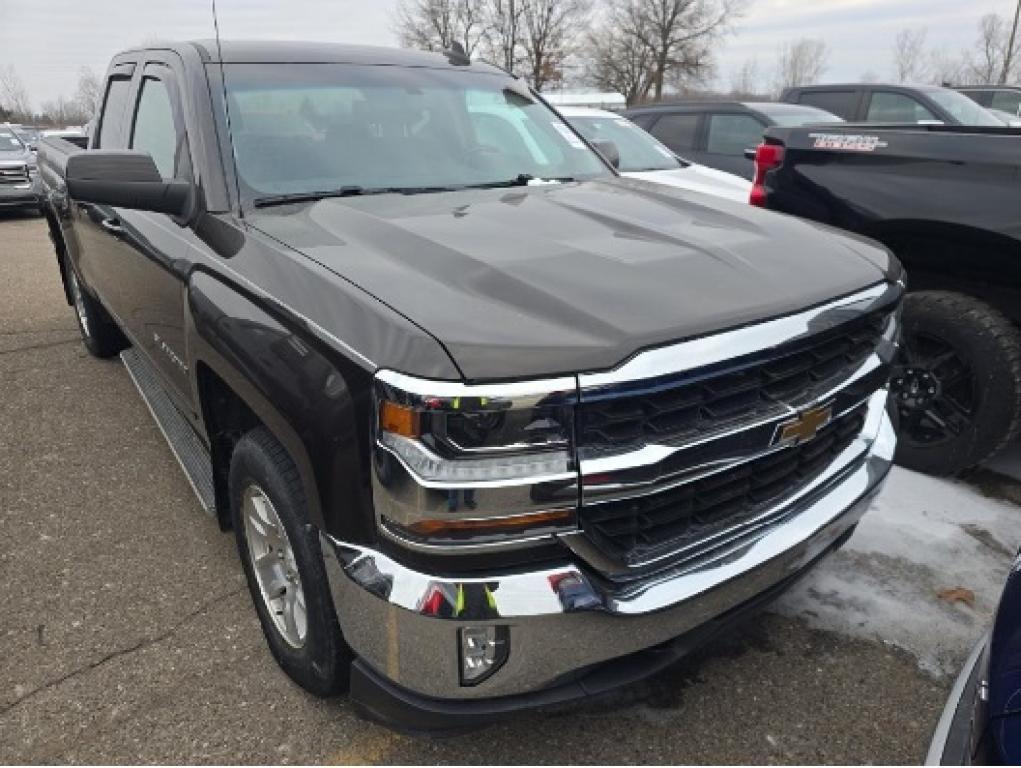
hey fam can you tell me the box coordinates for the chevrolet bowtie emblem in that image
[776,404,833,446]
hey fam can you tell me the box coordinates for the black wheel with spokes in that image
[891,291,1021,476]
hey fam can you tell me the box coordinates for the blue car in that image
[928,551,1021,764]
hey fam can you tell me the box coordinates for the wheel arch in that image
[41,202,74,307]
[861,219,1021,323]
[187,270,376,543]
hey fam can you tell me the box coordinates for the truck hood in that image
[249,177,893,381]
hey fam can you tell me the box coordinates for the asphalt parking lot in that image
[1,211,1018,764]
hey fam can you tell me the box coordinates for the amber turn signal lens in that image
[380,401,420,438]
[406,508,574,537]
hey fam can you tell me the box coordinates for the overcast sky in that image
[2,0,1018,108]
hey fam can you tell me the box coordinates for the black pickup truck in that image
[38,40,901,730]
[751,123,1021,475]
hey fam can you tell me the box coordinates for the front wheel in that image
[229,426,351,697]
[891,291,1021,476]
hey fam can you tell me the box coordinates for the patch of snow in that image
[774,466,1019,676]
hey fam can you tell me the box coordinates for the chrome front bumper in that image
[321,398,896,706]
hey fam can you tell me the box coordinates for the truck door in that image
[74,63,136,300]
[102,59,197,412]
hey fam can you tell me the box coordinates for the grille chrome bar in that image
[579,282,899,392]
[0,165,29,184]
[579,333,895,504]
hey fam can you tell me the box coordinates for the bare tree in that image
[773,38,829,94]
[586,24,655,105]
[393,0,488,55]
[928,48,967,86]
[0,65,32,119]
[1002,0,1021,84]
[74,67,103,122]
[893,28,928,83]
[39,96,88,127]
[968,13,1007,83]
[860,69,881,83]
[482,0,526,74]
[623,0,743,100]
[520,0,591,90]
[729,57,760,96]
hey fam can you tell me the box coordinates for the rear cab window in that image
[96,76,133,149]
[794,90,859,120]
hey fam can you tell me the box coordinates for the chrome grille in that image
[575,282,901,575]
[0,165,29,184]
[579,308,888,452]
[580,405,867,565]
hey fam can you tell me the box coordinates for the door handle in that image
[100,217,124,235]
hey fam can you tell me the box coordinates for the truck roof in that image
[785,82,946,92]
[116,40,504,73]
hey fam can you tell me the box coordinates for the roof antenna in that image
[445,40,471,66]
[211,0,243,218]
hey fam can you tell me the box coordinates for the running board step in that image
[121,347,216,516]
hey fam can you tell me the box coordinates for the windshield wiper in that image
[253,185,465,208]
[253,186,373,208]
[465,174,577,190]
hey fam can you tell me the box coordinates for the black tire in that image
[892,291,1021,476]
[64,256,127,358]
[229,426,351,697]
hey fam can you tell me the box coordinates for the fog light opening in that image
[459,625,509,686]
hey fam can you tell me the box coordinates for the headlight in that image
[372,370,579,550]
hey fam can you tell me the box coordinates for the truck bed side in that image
[760,123,1021,318]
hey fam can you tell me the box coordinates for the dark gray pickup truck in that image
[38,40,901,730]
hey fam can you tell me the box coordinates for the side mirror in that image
[28,142,38,152]
[66,150,191,216]
[744,148,757,160]
[591,139,620,169]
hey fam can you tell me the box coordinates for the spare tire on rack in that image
[891,290,1021,476]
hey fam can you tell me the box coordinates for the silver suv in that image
[0,124,40,214]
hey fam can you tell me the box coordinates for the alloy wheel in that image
[241,484,307,648]
[68,270,90,338]
[891,332,976,447]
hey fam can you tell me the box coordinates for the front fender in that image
[186,270,376,543]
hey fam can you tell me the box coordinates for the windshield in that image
[926,89,1003,126]
[222,64,611,202]
[0,130,26,154]
[568,115,682,172]
[10,126,38,145]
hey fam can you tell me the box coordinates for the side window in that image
[706,114,764,156]
[866,91,937,123]
[797,90,858,120]
[961,90,992,107]
[991,91,1021,116]
[648,113,700,151]
[96,77,132,149]
[628,113,657,130]
[131,77,180,178]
